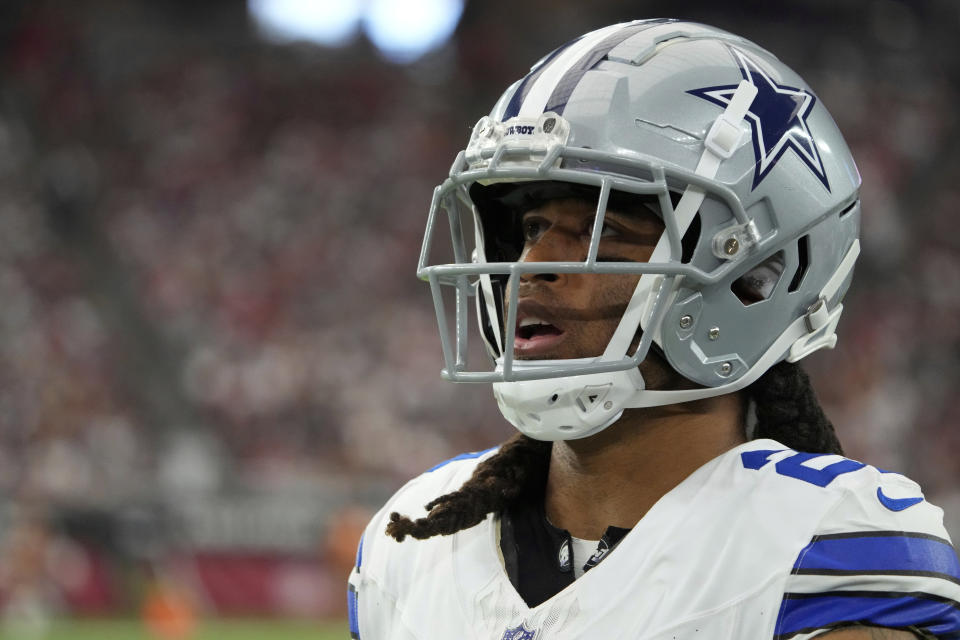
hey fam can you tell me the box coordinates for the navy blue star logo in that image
[687,48,830,192]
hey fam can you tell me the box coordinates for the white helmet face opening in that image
[417,20,861,440]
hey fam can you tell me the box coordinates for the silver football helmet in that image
[418,19,861,441]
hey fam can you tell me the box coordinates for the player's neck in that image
[544,392,746,540]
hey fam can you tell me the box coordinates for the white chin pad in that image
[492,361,645,440]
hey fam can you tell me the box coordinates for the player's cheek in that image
[597,273,642,309]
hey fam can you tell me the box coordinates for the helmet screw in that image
[719,362,733,376]
[603,401,613,410]
[723,237,739,255]
[679,314,693,329]
[708,327,720,341]
[542,117,556,133]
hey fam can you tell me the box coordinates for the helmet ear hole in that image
[731,251,786,306]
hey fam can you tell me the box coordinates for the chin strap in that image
[601,79,758,361]
[474,215,504,357]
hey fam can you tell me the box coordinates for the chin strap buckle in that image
[704,106,748,159]
[788,297,842,362]
[804,297,831,333]
[786,239,861,363]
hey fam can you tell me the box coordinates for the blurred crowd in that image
[0,0,957,622]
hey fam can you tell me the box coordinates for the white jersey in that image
[348,439,960,639]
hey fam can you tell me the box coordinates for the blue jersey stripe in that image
[793,533,960,578]
[543,20,669,115]
[347,583,360,639]
[426,447,498,473]
[501,37,582,120]
[774,591,960,639]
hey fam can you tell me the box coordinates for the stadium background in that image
[0,0,957,637]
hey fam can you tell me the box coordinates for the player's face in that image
[507,197,664,361]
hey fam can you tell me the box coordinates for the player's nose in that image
[518,226,583,284]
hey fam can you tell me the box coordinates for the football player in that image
[349,20,960,639]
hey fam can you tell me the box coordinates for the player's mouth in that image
[513,312,566,357]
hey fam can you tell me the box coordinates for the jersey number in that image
[741,450,865,488]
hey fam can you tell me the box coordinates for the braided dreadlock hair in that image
[385,360,841,542]
[386,433,551,542]
[749,361,843,456]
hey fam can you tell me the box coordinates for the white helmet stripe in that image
[542,21,666,114]
[516,23,632,118]
[497,37,583,121]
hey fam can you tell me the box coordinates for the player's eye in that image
[521,217,547,243]
[599,223,620,238]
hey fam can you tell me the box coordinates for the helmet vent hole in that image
[787,235,810,293]
[839,200,858,219]
[548,394,559,404]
